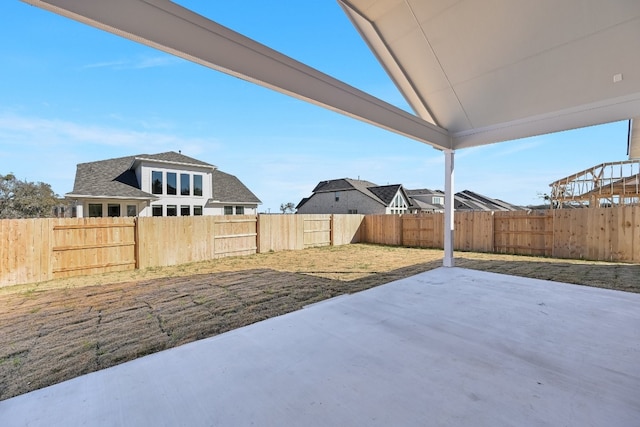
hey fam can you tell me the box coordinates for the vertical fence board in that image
[362,215,402,246]
[332,214,364,245]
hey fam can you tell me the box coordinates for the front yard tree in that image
[280,202,295,214]
[0,173,60,218]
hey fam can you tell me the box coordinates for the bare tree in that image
[279,202,296,214]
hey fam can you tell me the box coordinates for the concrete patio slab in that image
[1,267,639,426]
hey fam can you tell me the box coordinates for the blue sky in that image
[1,1,631,212]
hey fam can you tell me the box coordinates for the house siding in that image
[297,190,385,214]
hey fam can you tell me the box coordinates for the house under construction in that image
[550,121,640,208]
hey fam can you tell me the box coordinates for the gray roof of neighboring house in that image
[66,155,154,199]
[457,190,523,211]
[312,178,386,205]
[410,198,442,211]
[211,170,261,204]
[406,188,522,211]
[368,184,414,207]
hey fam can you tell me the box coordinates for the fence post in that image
[330,214,334,246]
[134,217,140,270]
[256,214,261,254]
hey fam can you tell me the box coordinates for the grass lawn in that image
[1,244,638,400]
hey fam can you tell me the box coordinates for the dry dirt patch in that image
[1,244,638,401]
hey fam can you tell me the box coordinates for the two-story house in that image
[296,178,413,215]
[65,152,261,217]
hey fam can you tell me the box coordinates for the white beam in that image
[443,149,455,267]
[451,93,640,150]
[23,0,451,150]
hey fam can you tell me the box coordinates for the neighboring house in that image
[65,151,261,217]
[407,188,523,212]
[405,189,445,213]
[296,178,413,214]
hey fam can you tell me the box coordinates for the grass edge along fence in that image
[2,207,638,287]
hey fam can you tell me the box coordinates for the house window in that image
[152,171,163,194]
[167,205,177,216]
[107,204,121,217]
[127,205,137,217]
[348,209,358,214]
[167,172,177,195]
[152,205,163,216]
[194,174,203,196]
[181,205,190,216]
[181,173,190,196]
[432,196,444,205]
[193,206,203,216]
[88,203,103,217]
[235,206,244,215]
[224,206,233,215]
[335,192,340,202]
[390,193,407,214]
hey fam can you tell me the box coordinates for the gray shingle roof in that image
[312,178,378,193]
[135,152,215,168]
[212,170,261,204]
[66,155,154,199]
[368,184,404,206]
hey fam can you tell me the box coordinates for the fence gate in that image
[303,215,331,248]
[493,211,553,256]
[51,218,137,279]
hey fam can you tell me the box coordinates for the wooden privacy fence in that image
[0,217,137,285]
[2,208,638,287]
[137,216,258,269]
[257,214,363,252]
[1,214,364,287]
[363,207,640,262]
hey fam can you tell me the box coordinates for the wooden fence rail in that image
[1,208,638,288]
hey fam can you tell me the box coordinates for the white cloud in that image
[82,55,183,70]
[0,113,219,150]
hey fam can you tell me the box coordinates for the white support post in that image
[443,149,455,267]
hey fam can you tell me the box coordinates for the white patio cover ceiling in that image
[340,0,640,149]
[23,0,640,151]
